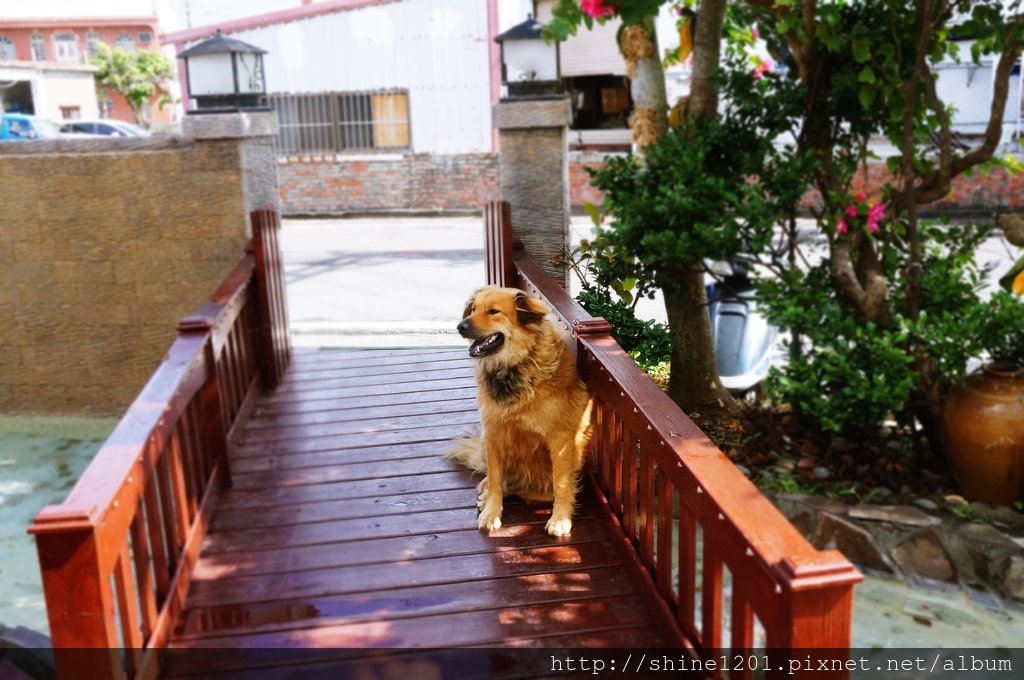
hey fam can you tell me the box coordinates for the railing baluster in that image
[144,472,171,603]
[639,443,655,569]
[677,504,697,641]
[656,474,674,601]
[156,453,181,569]
[621,424,636,540]
[113,542,144,674]
[702,541,723,655]
[129,506,159,638]
[731,590,755,680]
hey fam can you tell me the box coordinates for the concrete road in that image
[281,216,485,347]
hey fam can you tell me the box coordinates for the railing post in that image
[29,513,121,680]
[484,200,514,287]
[766,557,860,677]
[250,207,292,389]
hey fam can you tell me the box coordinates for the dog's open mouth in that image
[469,332,504,358]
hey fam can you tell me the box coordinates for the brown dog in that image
[446,286,592,536]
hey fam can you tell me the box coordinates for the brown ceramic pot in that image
[940,362,1024,505]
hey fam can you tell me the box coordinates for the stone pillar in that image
[494,96,572,287]
[183,111,280,234]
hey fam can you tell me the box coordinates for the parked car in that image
[0,113,62,141]
[61,119,152,137]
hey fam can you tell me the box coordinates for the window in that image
[0,36,15,61]
[53,33,79,63]
[30,34,45,61]
[138,32,153,46]
[85,32,100,59]
[268,90,411,155]
[115,33,136,53]
[60,106,81,120]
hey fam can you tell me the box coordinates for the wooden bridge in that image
[30,203,861,679]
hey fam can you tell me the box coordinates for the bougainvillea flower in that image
[581,0,615,18]
[844,204,859,217]
[753,58,774,81]
[854,190,868,202]
[836,218,849,235]
[867,202,887,223]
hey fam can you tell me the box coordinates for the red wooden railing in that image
[29,209,291,680]
[485,201,862,661]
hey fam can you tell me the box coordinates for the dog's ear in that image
[462,298,474,319]
[515,292,550,326]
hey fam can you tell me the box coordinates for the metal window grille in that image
[30,34,45,61]
[268,90,411,156]
[0,37,15,61]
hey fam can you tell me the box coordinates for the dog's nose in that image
[457,319,471,337]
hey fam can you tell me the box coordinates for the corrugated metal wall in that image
[536,0,627,77]
[229,0,493,154]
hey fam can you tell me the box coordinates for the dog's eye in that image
[488,309,500,316]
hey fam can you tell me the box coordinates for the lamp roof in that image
[178,30,267,58]
[495,14,544,42]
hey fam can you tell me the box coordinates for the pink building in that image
[0,16,173,125]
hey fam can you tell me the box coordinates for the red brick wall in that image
[278,153,501,215]
[569,154,1024,214]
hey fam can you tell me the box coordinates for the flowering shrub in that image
[581,0,616,19]
[835,191,888,236]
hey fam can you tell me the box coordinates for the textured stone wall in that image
[277,153,500,215]
[0,137,251,416]
[495,97,573,286]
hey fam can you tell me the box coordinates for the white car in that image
[60,119,152,137]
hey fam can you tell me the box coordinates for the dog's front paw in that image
[546,515,573,537]
[478,504,503,531]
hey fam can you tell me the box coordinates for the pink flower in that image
[752,27,760,41]
[835,218,849,235]
[581,0,615,18]
[867,202,887,223]
[844,204,859,218]
[865,202,886,234]
[854,190,868,202]
[753,59,774,81]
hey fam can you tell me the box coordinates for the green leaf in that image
[858,66,876,84]
[858,85,877,109]
[582,201,603,228]
[852,38,871,63]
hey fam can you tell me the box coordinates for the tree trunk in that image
[664,267,733,412]
[620,23,667,148]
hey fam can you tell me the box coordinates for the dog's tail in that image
[443,435,486,473]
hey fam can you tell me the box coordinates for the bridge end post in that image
[251,207,292,389]
[29,512,122,680]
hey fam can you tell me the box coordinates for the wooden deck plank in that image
[246,394,478,428]
[232,421,478,458]
[166,595,653,666]
[230,440,453,474]
[176,565,638,640]
[163,347,675,678]
[192,518,609,581]
[220,470,473,507]
[258,378,477,408]
[238,408,479,444]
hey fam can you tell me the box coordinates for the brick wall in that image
[277,153,501,215]
[0,137,251,416]
[569,152,1024,215]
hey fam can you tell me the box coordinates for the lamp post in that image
[494,14,561,99]
[178,30,268,113]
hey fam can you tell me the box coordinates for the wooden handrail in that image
[29,208,291,680]
[485,200,861,662]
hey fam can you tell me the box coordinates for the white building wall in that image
[225,0,493,154]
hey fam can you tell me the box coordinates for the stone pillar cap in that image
[182,110,278,140]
